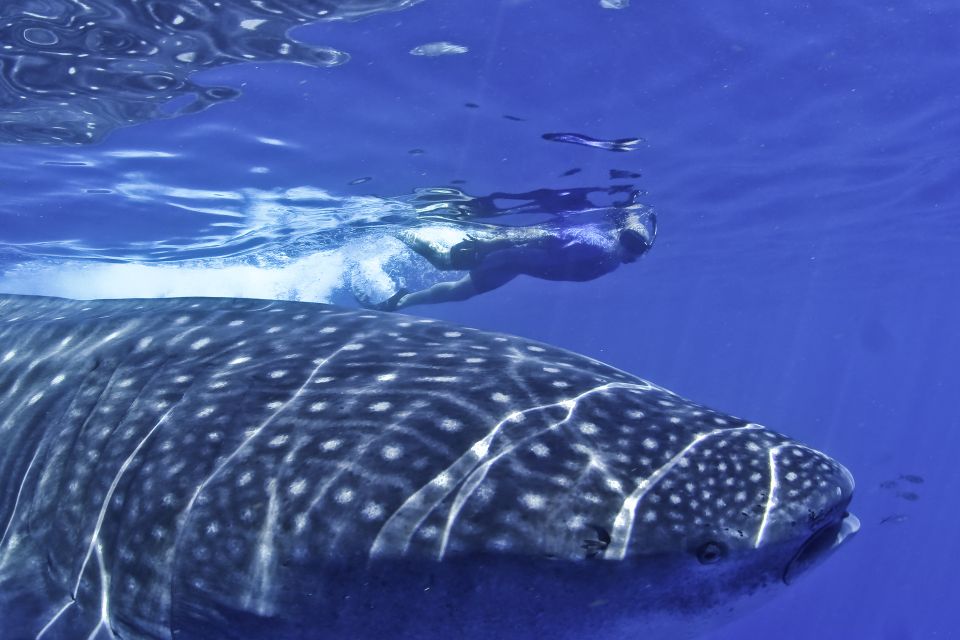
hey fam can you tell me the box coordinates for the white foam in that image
[0,251,346,302]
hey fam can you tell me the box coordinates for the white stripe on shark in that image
[0,445,43,568]
[370,381,657,560]
[244,479,281,616]
[37,406,175,639]
[753,444,784,549]
[170,345,347,615]
[753,442,836,549]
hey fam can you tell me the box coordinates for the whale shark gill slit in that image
[2,356,106,562]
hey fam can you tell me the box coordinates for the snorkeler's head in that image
[616,205,656,263]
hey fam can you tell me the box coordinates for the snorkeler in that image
[367,206,656,311]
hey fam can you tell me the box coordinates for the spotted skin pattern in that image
[0,294,855,640]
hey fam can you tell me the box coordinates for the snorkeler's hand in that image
[365,289,409,312]
[354,289,406,312]
[449,236,481,270]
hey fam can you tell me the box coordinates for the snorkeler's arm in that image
[395,259,521,310]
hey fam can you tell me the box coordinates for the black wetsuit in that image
[470,226,620,292]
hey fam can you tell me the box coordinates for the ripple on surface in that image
[0,0,421,145]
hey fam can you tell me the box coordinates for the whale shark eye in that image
[696,541,726,565]
[581,525,612,559]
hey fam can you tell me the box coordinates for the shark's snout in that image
[779,457,858,585]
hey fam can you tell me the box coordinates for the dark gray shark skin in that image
[0,294,857,640]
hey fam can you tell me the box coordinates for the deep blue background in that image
[1,0,959,638]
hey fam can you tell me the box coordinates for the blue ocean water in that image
[0,0,957,638]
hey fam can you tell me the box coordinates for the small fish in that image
[408,148,426,155]
[542,132,644,152]
[464,102,480,109]
[900,474,924,484]
[897,491,920,502]
[880,514,908,525]
[879,480,898,490]
[503,114,525,121]
[560,168,582,177]
[348,177,372,185]
[449,179,467,185]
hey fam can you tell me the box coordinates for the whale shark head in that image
[353,380,859,640]
[578,402,860,636]
[0,294,856,640]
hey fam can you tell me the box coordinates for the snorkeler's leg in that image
[393,276,481,309]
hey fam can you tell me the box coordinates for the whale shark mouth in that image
[782,512,860,585]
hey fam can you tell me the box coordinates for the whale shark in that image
[0,294,858,640]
